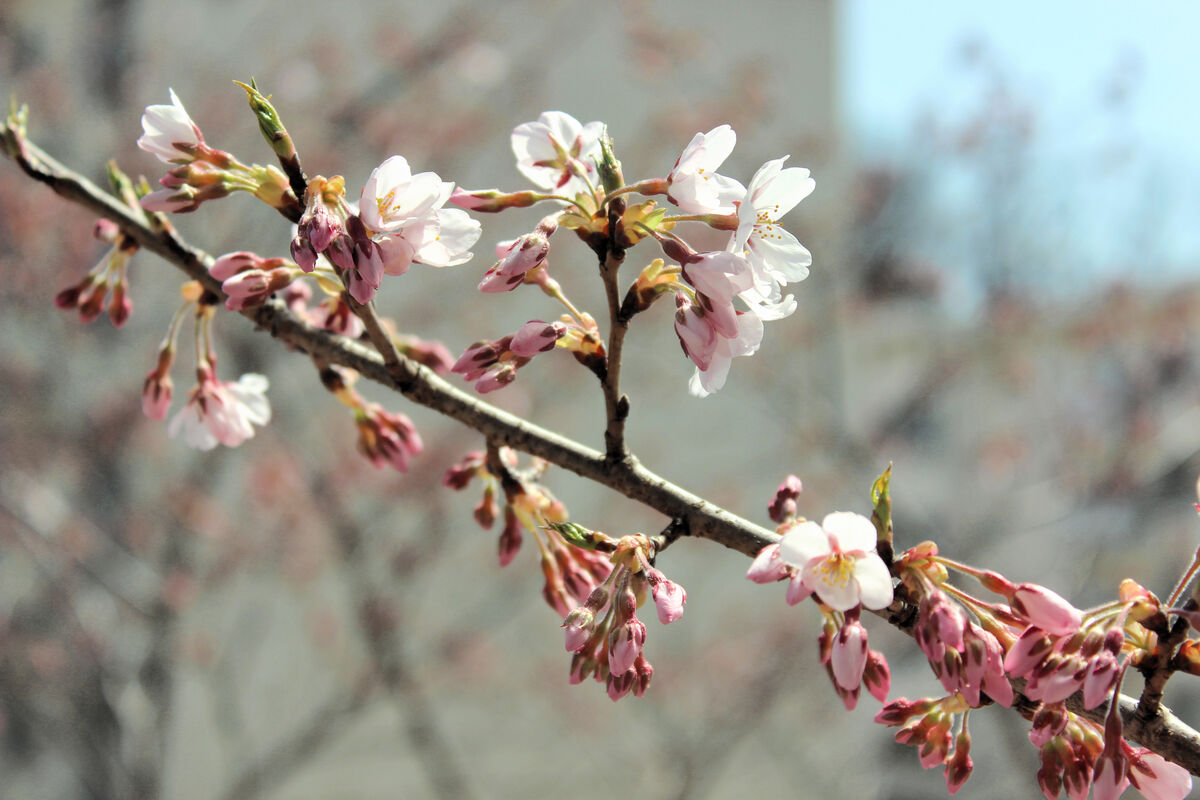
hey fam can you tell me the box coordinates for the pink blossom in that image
[776,511,893,612]
[732,156,815,320]
[137,89,203,164]
[168,371,271,450]
[608,616,646,677]
[511,111,603,195]
[667,125,746,214]
[681,250,754,302]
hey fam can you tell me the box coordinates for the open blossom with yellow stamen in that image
[776,511,893,612]
[731,156,815,321]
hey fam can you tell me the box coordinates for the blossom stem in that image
[1165,546,1200,608]
[599,223,630,461]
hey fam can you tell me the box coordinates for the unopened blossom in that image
[767,474,803,524]
[511,111,603,195]
[1127,749,1192,800]
[732,156,815,320]
[168,370,270,451]
[137,88,204,164]
[1010,583,1083,637]
[776,511,893,612]
[497,506,523,566]
[479,226,555,293]
[667,125,746,214]
[141,345,175,421]
[355,402,423,472]
[509,320,566,357]
[831,616,870,691]
[646,567,687,624]
[359,155,481,273]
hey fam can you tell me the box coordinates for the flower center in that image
[814,552,855,590]
[753,204,785,241]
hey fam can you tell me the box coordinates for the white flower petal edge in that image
[821,511,877,552]
[668,125,746,214]
[137,88,201,164]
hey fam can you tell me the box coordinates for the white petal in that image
[853,554,895,611]
[778,520,830,565]
[822,512,877,552]
[415,208,481,267]
[755,166,815,218]
[749,229,812,283]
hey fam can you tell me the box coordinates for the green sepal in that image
[234,79,296,161]
[870,463,894,562]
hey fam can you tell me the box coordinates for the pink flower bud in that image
[944,731,973,795]
[562,607,594,652]
[210,251,259,281]
[93,218,120,242]
[498,506,523,567]
[831,617,869,692]
[108,283,131,328]
[142,370,173,420]
[608,616,647,676]
[647,568,687,624]
[449,188,542,212]
[1029,703,1069,747]
[862,649,891,703]
[1010,583,1083,636]
[767,474,803,524]
[509,320,566,357]
[475,364,517,393]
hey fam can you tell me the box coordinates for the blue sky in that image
[841,1,1200,293]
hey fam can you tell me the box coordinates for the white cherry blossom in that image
[137,89,203,164]
[359,155,481,273]
[511,111,603,196]
[667,125,745,214]
[731,156,815,318]
[777,512,893,612]
[168,372,270,451]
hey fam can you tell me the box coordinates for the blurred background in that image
[3,1,1200,797]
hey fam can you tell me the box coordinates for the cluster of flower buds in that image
[137,89,292,215]
[319,366,423,473]
[882,532,1196,797]
[443,449,612,608]
[450,317,597,393]
[55,219,137,327]
[449,111,815,396]
[875,695,974,794]
[553,524,686,701]
[136,281,272,450]
[209,251,301,310]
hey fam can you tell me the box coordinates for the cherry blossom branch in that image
[9,118,1200,786]
[1,130,775,561]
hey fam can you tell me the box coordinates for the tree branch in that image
[8,126,1200,779]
